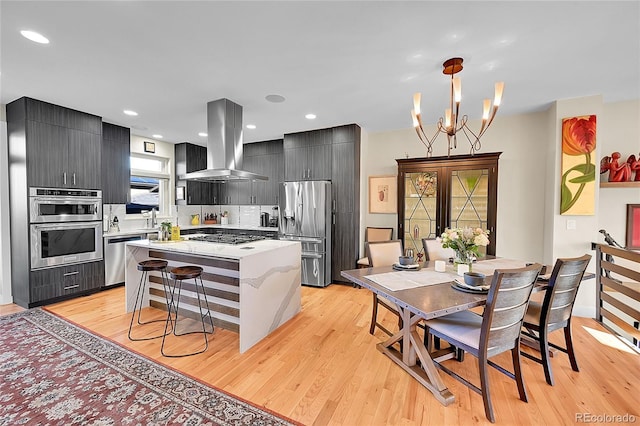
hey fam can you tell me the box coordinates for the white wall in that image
[0,105,12,304]
[361,97,640,318]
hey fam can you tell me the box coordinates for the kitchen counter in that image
[103,229,157,238]
[126,238,294,260]
[104,224,278,238]
[125,238,301,353]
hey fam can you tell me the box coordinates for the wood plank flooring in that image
[2,284,638,425]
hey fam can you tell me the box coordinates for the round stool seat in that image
[170,265,203,280]
[137,259,168,272]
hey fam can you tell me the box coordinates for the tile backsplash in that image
[105,204,278,230]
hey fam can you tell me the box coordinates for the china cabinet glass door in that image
[397,152,500,258]
[403,169,441,258]
[449,168,489,229]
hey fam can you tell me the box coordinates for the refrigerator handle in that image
[332,199,336,212]
[332,213,336,225]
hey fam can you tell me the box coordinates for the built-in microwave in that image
[30,221,103,269]
[29,187,102,223]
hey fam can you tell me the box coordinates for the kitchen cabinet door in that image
[176,142,217,205]
[68,128,101,189]
[218,181,240,205]
[102,123,130,204]
[307,143,332,180]
[284,146,308,181]
[259,152,283,205]
[284,129,332,181]
[331,142,356,213]
[329,124,361,282]
[29,261,103,304]
[25,119,101,189]
[26,120,68,188]
[244,140,283,205]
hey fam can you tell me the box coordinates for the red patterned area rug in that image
[0,309,297,425]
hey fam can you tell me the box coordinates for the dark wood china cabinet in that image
[396,152,501,259]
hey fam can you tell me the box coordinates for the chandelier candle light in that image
[411,57,504,157]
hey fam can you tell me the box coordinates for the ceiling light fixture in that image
[20,30,49,44]
[305,114,316,120]
[152,134,163,139]
[123,110,138,116]
[411,57,504,157]
[198,132,208,137]
[246,124,256,130]
[265,94,286,103]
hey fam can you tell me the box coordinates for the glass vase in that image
[454,250,473,273]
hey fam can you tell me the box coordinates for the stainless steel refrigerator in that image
[278,181,332,287]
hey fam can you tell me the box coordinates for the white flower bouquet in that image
[440,227,490,263]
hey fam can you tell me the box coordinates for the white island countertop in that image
[126,238,298,260]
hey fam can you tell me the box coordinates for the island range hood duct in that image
[180,98,268,181]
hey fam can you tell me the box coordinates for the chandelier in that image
[411,57,504,157]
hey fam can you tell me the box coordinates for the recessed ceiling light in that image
[198,132,208,137]
[123,110,138,116]
[265,94,286,103]
[20,30,49,44]
[152,134,163,139]
[246,124,256,130]
[305,113,316,120]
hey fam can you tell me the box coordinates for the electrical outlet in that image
[566,219,577,230]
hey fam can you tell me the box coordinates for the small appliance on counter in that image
[260,212,270,227]
[110,215,120,233]
[269,206,279,227]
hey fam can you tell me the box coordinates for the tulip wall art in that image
[561,115,597,215]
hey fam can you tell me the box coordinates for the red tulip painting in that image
[561,115,597,215]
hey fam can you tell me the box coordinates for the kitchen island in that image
[125,238,301,353]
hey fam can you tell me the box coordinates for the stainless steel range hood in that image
[180,98,268,181]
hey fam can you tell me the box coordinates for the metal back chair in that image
[366,240,403,336]
[521,254,591,385]
[424,263,542,423]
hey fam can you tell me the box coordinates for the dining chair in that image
[423,263,543,423]
[422,237,455,352]
[367,239,404,336]
[520,254,591,386]
[357,227,394,268]
[422,237,455,261]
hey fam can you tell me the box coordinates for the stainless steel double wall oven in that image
[29,187,103,269]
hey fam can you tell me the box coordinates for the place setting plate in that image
[451,273,490,294]
[392,263,422,271]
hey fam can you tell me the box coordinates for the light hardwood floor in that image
[2,284,638,425]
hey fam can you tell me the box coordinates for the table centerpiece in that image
[440,227,490,272]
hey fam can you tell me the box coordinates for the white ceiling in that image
[2,1,639,145]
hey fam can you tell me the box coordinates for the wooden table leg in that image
[377,306,455,406]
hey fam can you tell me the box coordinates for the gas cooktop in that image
[188,234,266,245]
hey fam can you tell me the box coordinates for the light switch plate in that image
[566,219,577,230]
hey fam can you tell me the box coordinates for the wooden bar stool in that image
[161,265,215,357]
[128,259,174,341]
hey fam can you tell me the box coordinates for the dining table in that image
[340,257,546,406]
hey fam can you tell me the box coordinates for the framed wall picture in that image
[369,175,397,214]
[176,186,185,201]
[144,141,155,153]
[626,204,640,249]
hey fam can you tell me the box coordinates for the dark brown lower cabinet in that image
[29,261,104,306]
